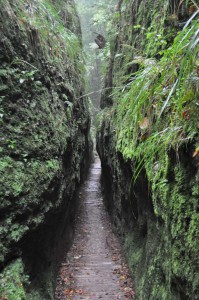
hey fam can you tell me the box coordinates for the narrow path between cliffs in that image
[55,157,135,300]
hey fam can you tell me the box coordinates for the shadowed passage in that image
[55,158,135,300]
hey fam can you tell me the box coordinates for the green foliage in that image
[77,0,117,34]
[0,259,29,300]
[75,0,117,125]
[0,156,60,200]
[10,224,29,242]
[115,18,199,180]
[97,2,199,299]
[0,0,90,265]
[0,0,92,299]
[0,155,61,263]
[121,148,199,299]
[18,0,81,59]
[1,0,85,94]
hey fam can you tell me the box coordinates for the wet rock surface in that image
[55,158,135,300]
[0,1,91,298]
[96,1,199,298]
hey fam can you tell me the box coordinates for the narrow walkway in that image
[55,158,135,300]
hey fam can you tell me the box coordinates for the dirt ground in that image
[55,158,135,300]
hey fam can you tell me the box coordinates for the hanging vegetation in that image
[97,0,199,299]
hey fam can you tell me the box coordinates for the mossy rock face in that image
[97,118,199,300]
[0,0,92,299]
[97,0,199,299]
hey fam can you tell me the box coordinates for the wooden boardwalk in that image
[55,159,135,300]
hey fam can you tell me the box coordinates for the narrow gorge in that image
[0,0,198,300]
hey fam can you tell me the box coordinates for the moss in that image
[0,0,92,298]
[98,118,198,299]
[97,0,199,299]
[0,156,60,199]
[0,259,29,300]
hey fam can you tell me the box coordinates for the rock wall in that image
[97,0,199,299]
[0,0,92,299]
